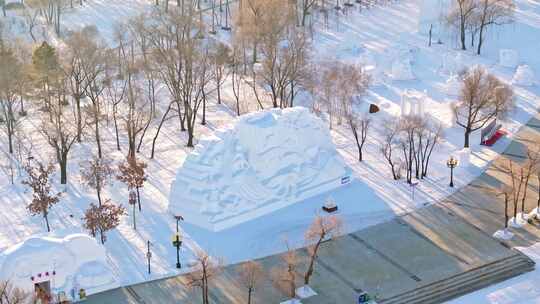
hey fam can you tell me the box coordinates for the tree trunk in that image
[76,96,82,142]
[97,186,102,206]
[95,115,102,158]
[136,186,141,211]
[133,203,137,230]
[151,102,172,159]
[477,25,485,55]
[60,157,67,185]
[44,211,51,232]
[464,128,471,148]
[504,195,509,229]
[247,287,253,304]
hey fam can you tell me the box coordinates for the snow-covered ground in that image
[0,0,539,296]
[446,242,540,304]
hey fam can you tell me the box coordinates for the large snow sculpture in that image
[169,107,353,231]
[0,234,114,300]
[512,65,535,86]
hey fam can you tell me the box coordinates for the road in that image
[87,111,540,304]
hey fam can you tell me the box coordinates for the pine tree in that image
[83,199,125,244]
[22,158,61,232]
[31,41,59,112]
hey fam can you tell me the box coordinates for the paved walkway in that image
[87,112,540,304]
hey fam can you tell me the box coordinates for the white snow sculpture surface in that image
[0,234,114,298]
[401,90,426,117]
[499,49,519,68]
[512,65,535,86]
[169,107,353,231]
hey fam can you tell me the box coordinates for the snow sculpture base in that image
[280,299,302,304]
[296,285,317,299]
[493,229,514,240]
[509,216,527,228]
[169,107,353,231]
[512,65,535,86]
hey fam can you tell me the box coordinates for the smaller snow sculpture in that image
[401,90,426,117]
[0,234,114,300]
[499,49,519,68]
[445,74,462,96]
[512,65,535,86]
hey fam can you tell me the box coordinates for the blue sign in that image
[341,176,351,185]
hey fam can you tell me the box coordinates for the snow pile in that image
[169,107,353,231]
[0,234,114,298]
[499,49,519,68]
[512,65,535,86]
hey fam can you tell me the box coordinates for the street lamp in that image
[173,215,184,269]
[446,156,459,188]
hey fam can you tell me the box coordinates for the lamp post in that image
[173,215,184,269]
[146,240,152,275]
[446,156,458,188]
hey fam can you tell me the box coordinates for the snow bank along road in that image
[86,112,540,304]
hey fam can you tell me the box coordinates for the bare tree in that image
[504,159,526,224]
[0,41,23,155]
[22,158,61,232]
[520,148,540,218]
[79,29,108,158]
[446,0,477,50]
[80,157,114,206]
[304,215,342,286]
[148,7,214,147]
[64,26,99,142]
[210,42,231,105]
[380,119,401,180]
[416,120,444,178]
[41,76,78,185]
[271,246,300,301]
[454,66,514,148]
[117,157,147,211]
[474,0,514,55]
[0,280,31,304]
[237,261,265,304]
[83,199,125,244]
[184,249,222,304]
[338,63,372,161]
